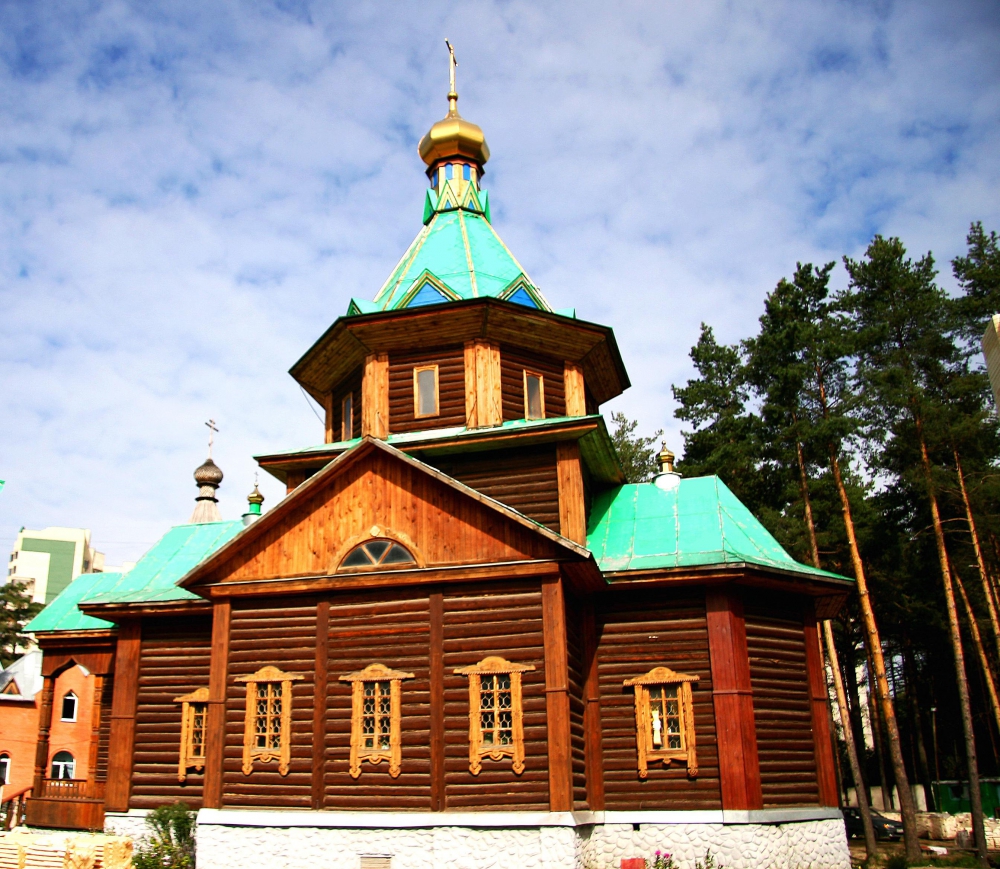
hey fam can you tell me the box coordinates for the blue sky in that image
[2,0,999,565]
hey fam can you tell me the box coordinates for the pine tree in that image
[672,324,775,514]
[1,580,42,668]
[844,235,988,865]
[609,412,663,483]
[952,222,1000,350]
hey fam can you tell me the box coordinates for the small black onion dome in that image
[194,457,224,487]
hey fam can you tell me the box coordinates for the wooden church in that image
[23,57,854,869]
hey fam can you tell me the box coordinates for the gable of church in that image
[185,440,579,588]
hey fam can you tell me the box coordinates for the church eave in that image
[289,297,629,406]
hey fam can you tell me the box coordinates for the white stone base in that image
[103,809,152,846]
[189,811,849,869]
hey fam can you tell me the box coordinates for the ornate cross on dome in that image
[445,38,458,113]
[205,419,218,458]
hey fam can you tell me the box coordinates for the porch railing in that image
[1,786,31,830]
[36,779,105,801]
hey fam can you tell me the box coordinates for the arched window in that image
[51,751,75,780]
[0,753,10,785]
[339,539,416,571]
[60,691,78,722]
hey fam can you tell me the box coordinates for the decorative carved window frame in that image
[413,364,440,418]
[341,392,354,441]
[455,656,535,775]
[624,666,699,779]
[236,665,303,776]
[340,663,414,778]
[174,687,209,782]
[522,370,545,420]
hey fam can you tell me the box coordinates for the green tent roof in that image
[348,181,552,315]
[26,521,243,633]
[586,475,849,581]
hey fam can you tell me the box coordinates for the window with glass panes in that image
[175,687,210,782]
[341,664,414,778]
[237,666,302,776]
[456,656,535,775]
[624,666,699,778]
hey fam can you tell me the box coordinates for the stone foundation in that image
[103,809,152,846]
[184,810,848,869]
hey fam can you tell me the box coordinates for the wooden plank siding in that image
[442,585,549,810]
[597,590,722,811]
[500,347,566,421]
[130,616,212,808]
[207,449,563,584]
[389,347,466,434]
[744,597,820,807]
[324,591,432,809]
[424,446,560,532]
[223,599,318,808]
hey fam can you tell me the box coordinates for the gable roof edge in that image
[179,436,593,590]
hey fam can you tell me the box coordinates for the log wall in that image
[500,347,566,421]
[389,347,466,433]
[596,589,722,810]
[324,590,432,809]
[130,616,212,808]
[223,599,318,808]
[744,596,819,807]
[96,676,113,782]
[425,446,560,532]
[442,585,549,810]
[332,366,362,441]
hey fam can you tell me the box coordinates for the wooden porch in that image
[24,779,106,831]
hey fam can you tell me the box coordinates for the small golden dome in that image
[418,107,490,169]
[418,39,490,170]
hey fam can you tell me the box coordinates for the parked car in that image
[843,807,905,841]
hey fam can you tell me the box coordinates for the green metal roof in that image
[586,475,849,581]
[26,521,243,633]
[255,415,603,461]
[347,181,552,315]
[24,571,122,633]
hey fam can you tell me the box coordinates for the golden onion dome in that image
[418,40,490,170]
[418,104,490,169]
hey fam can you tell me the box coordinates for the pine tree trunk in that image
[866,645,895,810]
[903,649,936,811]
[828,447,921,860]
[955,448,1000,665]
[917,427,988,865]
[955,569,1000,739]
[792,433,878,854]
[825,620,878,858]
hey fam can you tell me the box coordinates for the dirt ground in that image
[848,837,995,866]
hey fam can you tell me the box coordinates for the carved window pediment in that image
[340,663,414,778]
[236,666,303,776]
[624,666,699,779]
[174,687,209,782]
[455,656,535,775]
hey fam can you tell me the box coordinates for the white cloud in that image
[1,0,998,562]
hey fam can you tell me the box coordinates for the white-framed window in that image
[341,393,354,441]
[523,371,544,420]
[61,691,78,722]
[413,365,440,418]
[50,751,75,780]
[0,753,10,785]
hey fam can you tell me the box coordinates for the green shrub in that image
[131,801,196,869]
[885,855,907,869]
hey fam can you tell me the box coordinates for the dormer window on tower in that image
[524,372,545,420]
[414,364,440,418]
[341,393,353,441]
